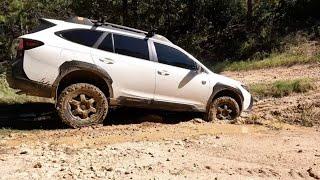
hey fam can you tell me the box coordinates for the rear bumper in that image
[6,58,53,98]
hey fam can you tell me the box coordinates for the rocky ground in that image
[0,63,319,179]
[0,123,320,180]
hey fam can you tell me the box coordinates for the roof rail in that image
[67,16,155,37]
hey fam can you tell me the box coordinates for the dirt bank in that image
[223,63,320,127]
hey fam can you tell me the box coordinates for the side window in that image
[58,29,103,47]
[154,43,197,70]
[113,34,149,60]
[98,34,113,52]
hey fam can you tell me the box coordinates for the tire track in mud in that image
[0,103,55,121]
[0,103,60,129]
[0,102,202,130]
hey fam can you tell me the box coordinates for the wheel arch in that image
[207,83,244,112]
[52,61,113,99]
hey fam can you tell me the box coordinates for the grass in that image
[211,42,320,72]
[249,78,314,98]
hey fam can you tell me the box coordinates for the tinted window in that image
[98,34,113,52]
[114,34,149,60]
[154,43,196,70]
[30,19,56,33]
[59,29,103,47]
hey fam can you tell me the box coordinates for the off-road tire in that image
[206,96,240,123]
[57,83,108,128]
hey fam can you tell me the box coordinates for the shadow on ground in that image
[0,102,203,130]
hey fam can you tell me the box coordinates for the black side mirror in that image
[196,64,202,73]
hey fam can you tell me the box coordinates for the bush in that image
[1,0,319,63]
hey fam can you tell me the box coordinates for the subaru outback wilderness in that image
[7,17,253,128]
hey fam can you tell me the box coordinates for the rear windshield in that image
[30,19,56,34]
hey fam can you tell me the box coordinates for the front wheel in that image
[57,83,108,128]
[206,96,240,122]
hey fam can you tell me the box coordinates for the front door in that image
[153,42,211,111]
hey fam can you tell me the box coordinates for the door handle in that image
[99,58,114,64]
[157,70,170,76]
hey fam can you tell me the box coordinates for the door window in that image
[98,34,113,52]
[154,43,197,70]
[113,34,149,60]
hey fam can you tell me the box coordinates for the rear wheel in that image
[206,96,240,123]
[57,83,108,128]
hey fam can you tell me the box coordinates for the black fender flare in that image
[206,83,244,112]
[51,60,114,98]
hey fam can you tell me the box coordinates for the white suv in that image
[7,17,253,128]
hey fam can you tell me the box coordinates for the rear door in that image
[91,33,156,100]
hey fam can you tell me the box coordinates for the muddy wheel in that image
[57,83,108,128]
[206,96,240,123]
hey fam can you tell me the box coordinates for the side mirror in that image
[189,63,201,73]
[196,64,202,74]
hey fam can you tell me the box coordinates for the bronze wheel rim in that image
[216,104,234,120]
[68,93,97,120]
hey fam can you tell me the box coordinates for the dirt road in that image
[0,63,319,179]
[1,121,320,180]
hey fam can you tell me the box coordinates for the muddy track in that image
[0,64,320,179]
[0,102,202,130]
[0,122,319,179]
[0,103,58,130]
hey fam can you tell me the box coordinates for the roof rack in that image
[67,16,155,37]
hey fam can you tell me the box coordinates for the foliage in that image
[0,0,72,60]
[249,78,314,98]
[0,0,319,63]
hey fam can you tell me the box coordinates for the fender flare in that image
[206,83,244,112]
[51,60,114,98]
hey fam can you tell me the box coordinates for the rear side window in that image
[98,34,113,52]
[30,19,56,34]
[113,34,149,60]
[57,29,103,47]
[154,43,197,70]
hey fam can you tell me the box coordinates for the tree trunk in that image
[122,0,128,25]
[247,0,253,23]
[132,0,138,26]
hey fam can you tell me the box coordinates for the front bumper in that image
[244,95,254,112]
[248,95,254,110]
[6,58,53,98]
